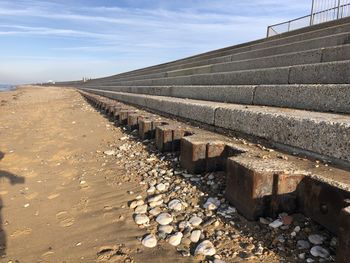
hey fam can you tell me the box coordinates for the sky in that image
[0,0,311,84]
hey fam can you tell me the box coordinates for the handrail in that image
[267,0,350,37]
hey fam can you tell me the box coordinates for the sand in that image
[0,86,191,262]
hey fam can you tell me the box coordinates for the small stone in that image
[213,259,226,263]
[148,194,162,203]
[134,204,148,214]
[159,225,173,234]
[190,230,201,243]
[281,215,293,225]
[189,216,202,227]
[259,217,270,225]
[156,183,166,192]
[156,213,173,225]
[308,234,325,245]
[149,200,163,208]
[195,240,216,256]
[294,226,301,232]
[269,219,283,229]
[168,232,183,246]
[168,199,183,211]
[297,240,311,250]
[203,197,220,210]
[142,234,157,248]
[134,214,149,225]
[149,207,162,216]
[178,221,191,230]
[310,246,329,258]
[130,200,144,209]
[104,150,115,156]
[147,186,155,194]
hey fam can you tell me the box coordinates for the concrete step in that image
[87,32,350,86]
[80,91,350,262]
[86,19,350,84]
[94,60,350,86]
[82,88,350,166]
[82,84,350,114]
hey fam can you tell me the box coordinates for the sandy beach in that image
[0,86,193,262]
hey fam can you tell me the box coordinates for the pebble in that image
[269,219,283,229]
[104,150,115,156]
[156,183,166,192]
[156,213,173,225]
[148,194,162,203]
[308,234,325,245]
[310,246,330,258]
[203,197,220,210]
[149,207,162,216]
[190,230,201,243]
[129,200,144,209]
[147,186,155,194]
[134,204,148,214]
[159,225,173,234]
[149,200,163,208]
[178,221,191,230]
[195,240,216,256]
[168,199,183,211]
[134,214,150,225]
[259,217,270,225]
[297,240,311,250]
[142,234,157,248]
[189,216,202,227]
[168,232,183,246]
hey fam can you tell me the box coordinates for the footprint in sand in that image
[10,227,32,238]
[96,245,132,262]
[73,197,89,212]
[47,193,60,200]
[56,211,75,227]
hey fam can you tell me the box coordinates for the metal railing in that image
[267,0,350,37]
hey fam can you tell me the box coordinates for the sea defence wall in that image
[54,17,350,262]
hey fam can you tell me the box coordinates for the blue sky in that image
[0,0,310,84]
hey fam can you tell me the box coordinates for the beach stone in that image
[259,217,270,225]
[168,232,183,246]
[189,216,202,227]
[168,199,183,211]
[130,200,144,209]
[142,234,157,248]
[156,183,166,192]
[308,234,325,245]
[190,230,201,243]
[297,240,311,250]
[149,207,162,216]
[213,259,226,263]
[134,214,150,225]
[104,150,115,156]
[310,246,330,258]
[149,200,164,208]
[269,219,283,229]
[156,213,173,225]
[179,221,191,230]
[147,186,156,194]
[134,204,148,214]
[195,240,216,256]
[148,194,162,203]
[159,225,173,234]
[203,197,220,210]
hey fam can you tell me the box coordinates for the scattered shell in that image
[142,234,157,248]
[189,216,202,227]
[168,232,183,246]
[149,207,162,216]
[168,199,183,211]
[190,230,201,243]
[308,234,325,245]
[310,246,330,258]
[156,213,173,225]
[203,197,220,210]
[134,204,148,214]
[134,214,150,225]
[195,240,216,256]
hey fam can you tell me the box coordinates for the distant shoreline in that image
[0,84,17,92]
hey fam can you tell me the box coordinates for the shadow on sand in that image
[0,151,25,257]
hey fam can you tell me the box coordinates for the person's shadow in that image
[0,151,25,257]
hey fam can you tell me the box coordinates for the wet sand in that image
[0,86,191,262]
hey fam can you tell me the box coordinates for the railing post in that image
[310,0,315,26]
[337,0,342,19]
